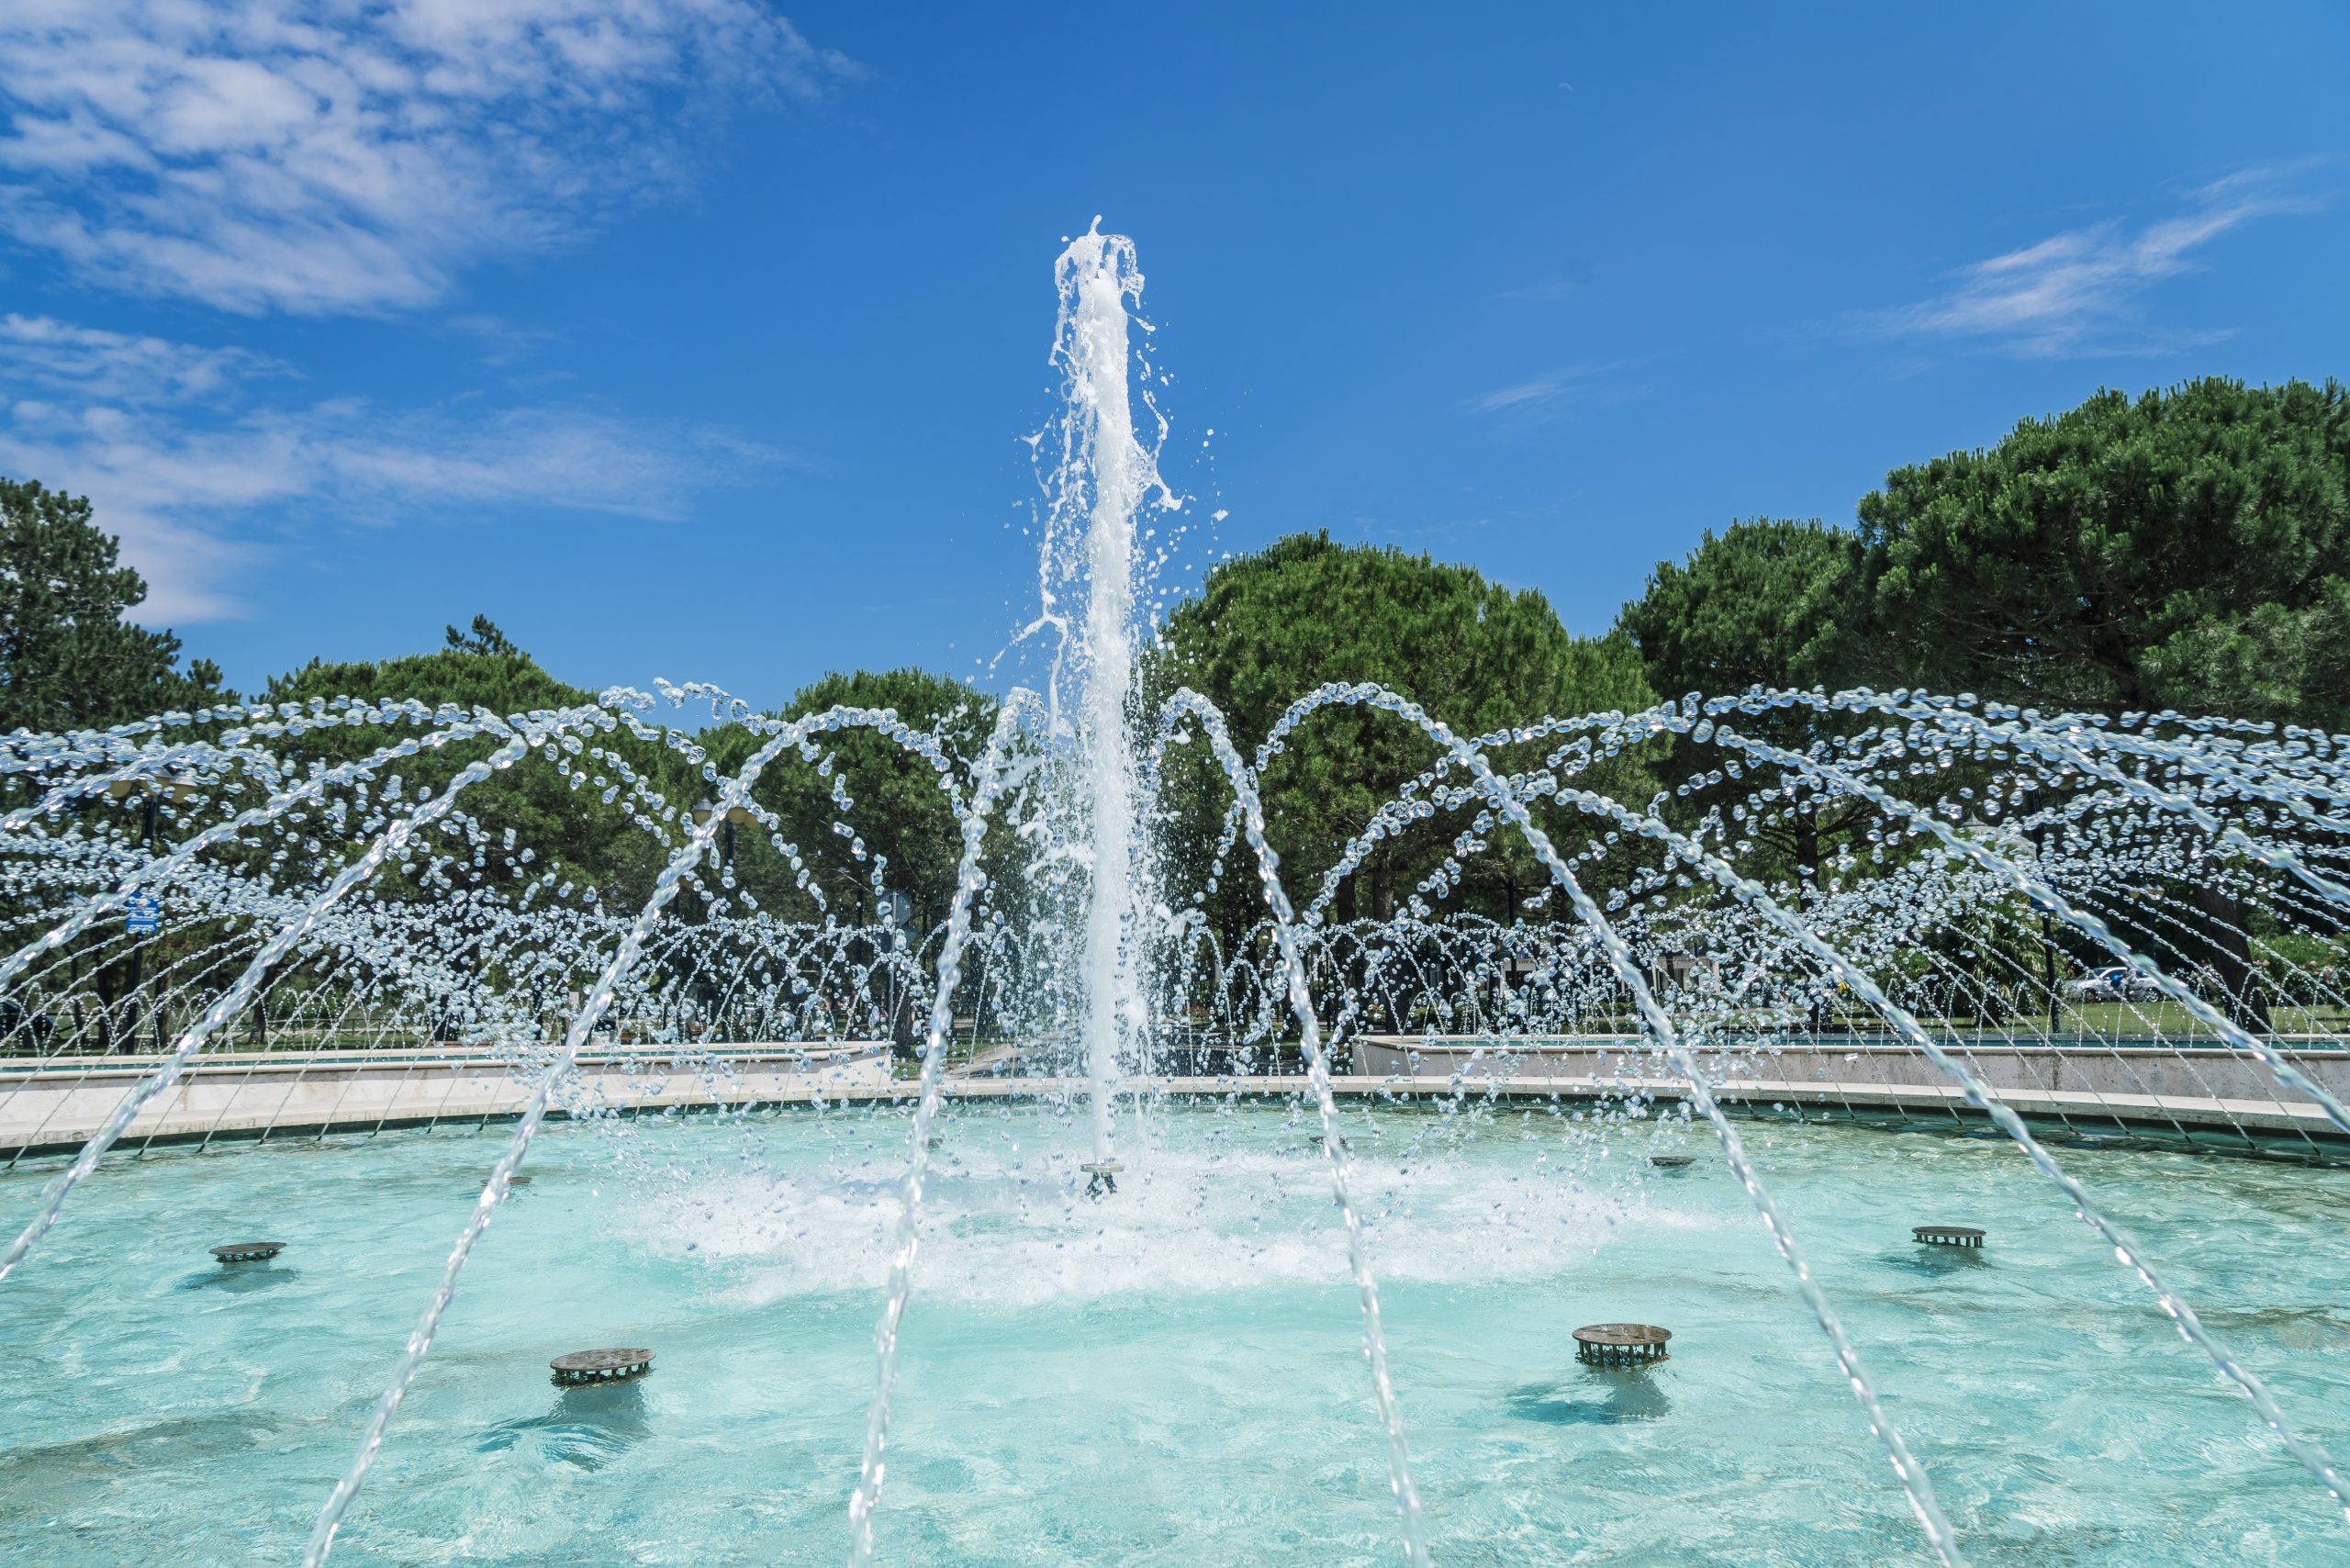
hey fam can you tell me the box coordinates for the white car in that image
[2064,966,2165,1003]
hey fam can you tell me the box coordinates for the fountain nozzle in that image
[1080,1161,1122,1199]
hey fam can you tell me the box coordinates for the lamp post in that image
[879,886,919,1057]
[689,801,755,1041]
[689,798,755,875]
[2027,802,2058,1040]
[108,770,198,1055]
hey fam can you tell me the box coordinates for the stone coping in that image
[9,1058,2347,1159]
[0,1041,889,1082]
[1360,1034,2350,1057]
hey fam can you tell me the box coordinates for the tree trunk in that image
[1334,869,1357,924]
[2093,638,2155,711]
[1371,857,1397,922]
[1972,947,2015,1026]
[2190,881,2271,1034]
[889,966,922,1058]
[89,943,121,1054]
[2041,913,2058,1038]
[1792,805,1819,900]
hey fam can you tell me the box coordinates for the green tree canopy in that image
[1617,518,1873,890]
[263,620,692,912]
[1856,377,2350,722]
[699,666,999,934]
[445,614,520,658]
[1154,531,1657,923]
[267,622,588,721]
[0,476,229,732]
[1853,377,2350,1027]
[1617,518,1863,700]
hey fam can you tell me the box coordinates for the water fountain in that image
[1,228,2348,1565]
[1052,223,1155,1172]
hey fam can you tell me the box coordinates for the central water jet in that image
[1052,223,1158,1168]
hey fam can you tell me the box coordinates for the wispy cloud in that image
[1495,261,1590,303]
[0,1,859,316]
[1863,167,2323,357]
[1471,364,1607,414]
[0,312,292,402]
[443,313,565,371]
[1467,360,1657,420]
[1,317,795,622]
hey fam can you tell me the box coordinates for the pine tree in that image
[0,477,229,732]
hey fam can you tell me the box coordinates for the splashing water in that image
[0,229,2348,1564]
[1052,222,1157,1167]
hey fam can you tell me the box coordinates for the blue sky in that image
[1,2,2344,708]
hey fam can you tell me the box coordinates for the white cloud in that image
[1866,168,2322,357]
[0,1,857,315]
[0,317,793,622]
[0,312,291,402]
[1473,376,1568,412]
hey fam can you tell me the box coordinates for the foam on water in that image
[633,1111,1660,1306]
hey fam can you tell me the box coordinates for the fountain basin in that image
[5,1108,2347,1563]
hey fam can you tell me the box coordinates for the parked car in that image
[2064,966,2165,1003]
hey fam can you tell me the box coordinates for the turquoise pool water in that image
[4,1103,2348,1565]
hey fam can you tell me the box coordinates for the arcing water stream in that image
[2,230,2349,1563]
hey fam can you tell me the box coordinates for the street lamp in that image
[879,886,921,1057]
[106,768,200,822]
[689,799,755,876]
[688,801,756,1043]
[2024,795,2060,1040]
[108,770,199,1055]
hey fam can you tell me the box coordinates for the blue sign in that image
[125,893,162,935]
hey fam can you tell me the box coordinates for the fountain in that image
[0,228,2348,1565]
[1048,222,1159,1171]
